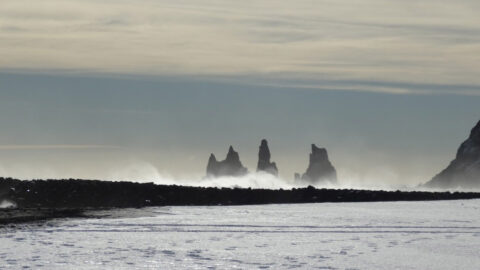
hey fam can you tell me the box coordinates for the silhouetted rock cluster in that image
[256,139,278,176]
[1,178,479,212]
[206,146,248,177]
[205,140,337,184]
[297,144,337,184]
[426,120,480,188]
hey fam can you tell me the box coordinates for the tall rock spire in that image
[256,139,278,176]
[299,144,337,184]
[206,153,218,177]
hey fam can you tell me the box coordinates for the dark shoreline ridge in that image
[1,178,480,210]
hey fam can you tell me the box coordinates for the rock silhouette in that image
[300,144,337,184]
[206,146,248,177]
[426,120,480,188]
[256,139,278,176]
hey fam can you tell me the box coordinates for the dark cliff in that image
[426,120,480,188]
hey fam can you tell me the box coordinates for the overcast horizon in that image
[1,0,480,187]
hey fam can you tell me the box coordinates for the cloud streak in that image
[1,0,480,94]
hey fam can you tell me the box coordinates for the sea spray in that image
[0,199,17,209]
[133,172,301,190]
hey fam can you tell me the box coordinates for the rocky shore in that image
[2,178,480,211]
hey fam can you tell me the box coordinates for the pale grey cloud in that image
[1,0,479,94]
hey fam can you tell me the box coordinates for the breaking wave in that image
[0,200,17,209]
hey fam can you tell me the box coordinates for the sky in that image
[0,0,479,186]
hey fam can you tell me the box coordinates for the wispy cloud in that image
[1,0,479,94]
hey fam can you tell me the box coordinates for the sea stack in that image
[206,146,248,177]
[299,144,337,184]
[426,120,480,188]
[256,139,278,176]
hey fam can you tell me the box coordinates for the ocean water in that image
[1,200,480,269]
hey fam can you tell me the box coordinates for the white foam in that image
[0,199,17,209]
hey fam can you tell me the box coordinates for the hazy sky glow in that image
[1,0,480,94]
[0,1,479,187]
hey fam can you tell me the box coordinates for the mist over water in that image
[0,159,476,191]
[0,162,421,191]
[107,159,424,190]
[148,173,298,190]
[122,167,478,192]
[0,158,425,190]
